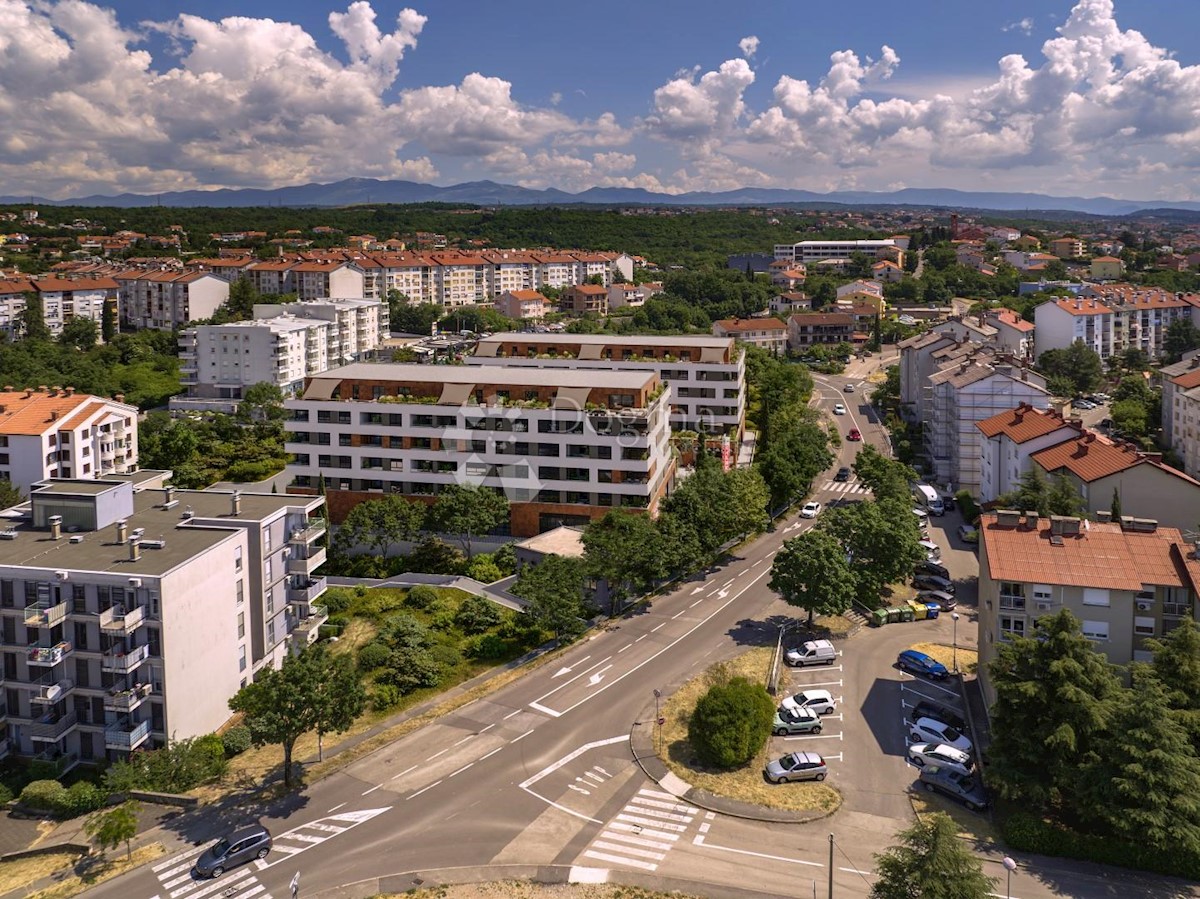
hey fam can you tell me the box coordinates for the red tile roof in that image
[1170,369,1200,390]
[1051,297,1113,316]
[716,317,787,333]
[1032,432,1200,485]
[992,310,1034,332]
[0,390,93,436]
[977,405,1074,443]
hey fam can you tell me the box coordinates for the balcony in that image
[289,521,327,545]
[24,598,70,629]
[31,678,73,704]
[0,737,9,760]
[105,719,151,752]
[100,604,146,635]
[101,644,150,674]
[104,683,152,713]
[286,577,327,606]
[286,546,327,577]
[31,748,78,776]
[30,710,78,742]
[28,642,73,667]
[290,603,328,650]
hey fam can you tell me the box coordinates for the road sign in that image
[290,871,300,899]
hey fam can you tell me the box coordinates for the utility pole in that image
[828,833,834,898]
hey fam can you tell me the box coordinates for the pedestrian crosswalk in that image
[581,788,699,872]
[821,479,871,495]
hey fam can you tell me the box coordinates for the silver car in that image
[764,751,827,783]
[908,742,975,776]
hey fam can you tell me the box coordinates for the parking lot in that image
[772,646,847,771]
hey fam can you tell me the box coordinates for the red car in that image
[848,428,862,441]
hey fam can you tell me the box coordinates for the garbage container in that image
[898,605,915,622]
[885,605,905,624]
[924,603,941,620]
[907,600,928,621]
[871,608,888,627]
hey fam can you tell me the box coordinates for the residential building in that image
[712,318,787,353]
[29,278,118,338]
[768,261,806,290]
[769,292,813,316]
[483,251,540,296]
[1035,287,1198,361]
[606,282,660,310]
[562,284,609,316]
[1090,256,1125,281]
[469,333,745,440]
[774,239,904,268]
[254,298,388,367]
[0,476,328,770]
[977,510,1200,705]
[787,313,855,350]
[117,270,230,331]
[242,259,297,296]
[290,262,366,302]
[1050,237,1085,259]
[494,290,548,320]
[872,260,904,283]
[976,404,1083,503]
[982,310,1035,360]
[1033,296,1114,360]
[897,330,965,421]
[0,387,138,495]
[283,363,675,537]
[835,279,885,312]
[1161,351,1200,478]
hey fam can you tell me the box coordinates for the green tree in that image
[428,485,509,559]
[335,495,424,558]
[1045,473,1086,517]
[820,497,925,600]
[223,277,261,319]
[757,415,832,509]
[581,510,665,613]
[454,594,503,634]
[1036,340,1104,396]
[512,554,589,644]
[768,530,856,626]
[59,317,98,350]
[1110,487,1122,522]
[725,467,770,539]
[392,301,443,335]
[309,645,366,762]
[19,292,51,341]
[1164,319,1200,363]
[1145,619,1200,751]
[688,677,774,769]
[238,381,287,422]
[101,300,117,343]
[986,610,1122,809]
[0,479,22,510]
[84,800,141,860]
[1110,398,1148,437]
[1112,374,1154,405]
[871,813,996,899]
[137,413,200,472]
[851,444,915,504]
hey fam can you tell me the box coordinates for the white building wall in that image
[183,275,232,323]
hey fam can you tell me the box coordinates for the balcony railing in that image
[30,710,78,741]
[999,595,1027,611]
[24,599,70,629]
[104,683,152,713]
[28,642,73,667]
[286,546,327,576]
[105,719,151,751]
[286,577,327,606]
[31,678,73,704]
[289,522,327,545]
[291,603,329,649]
[100,605,146,635]
[31,748,78,776]
[101,644,150,674]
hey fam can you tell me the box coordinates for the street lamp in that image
[1002,856,1017,898]
[951,612,961,674]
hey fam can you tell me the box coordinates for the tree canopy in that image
[871,813,996,899]
[768,530,856,626]
[512,554,590,644]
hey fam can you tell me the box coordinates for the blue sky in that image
[3,0,1199,200]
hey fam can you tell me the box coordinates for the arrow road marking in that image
[552,655,592,678]
[588,664,613,686]
[519,735,630,824]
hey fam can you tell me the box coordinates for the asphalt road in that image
[96,367,1200,899]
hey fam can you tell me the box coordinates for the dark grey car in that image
[918,764,989,811]
[194,825,272,878]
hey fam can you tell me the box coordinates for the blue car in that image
[897,649,949,680]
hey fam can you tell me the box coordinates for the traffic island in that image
[631,648,842,823]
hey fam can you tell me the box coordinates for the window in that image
[998,582,1026,610]
[1082,588,1109,607]
[239,645,247,672]
[267,621,275,645]
[998,615,1025,641]
[234,546,243,572]
[1081,619,1110,641]
[237,612,245,639]
[266,588,274,615]
[264,560,272,582]
[236,580,244,605]
[1134,616,1156,637]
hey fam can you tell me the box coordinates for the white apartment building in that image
[428,253,489,307]
[774,239,903,266]
[469,334,745,440]
[494,290,548,320]
[712,318,788,354]
[1162,352,1200,478]
[374,253,435,303]
[116,270,230,331]
[1034,287,1199,361]
[242,260,298,296]
[284,363,675,538]
[0,388,138,495]
[290,262,366,301]
[0,278,117,340]
[976,404,1082,503]
[483,252,540,295]
[0,476,328,772]
[254,298,388,367]
[982,310,1036,360]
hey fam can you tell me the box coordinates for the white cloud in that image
[739,36,759,59]
[644,58,755,140]
[549,91,562,106]
[1002,17,1034,35]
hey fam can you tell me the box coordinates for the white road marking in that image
[478,723,495,734]
[503,709,522,720]
[600,832,674,851]
[618,644,631,652]
[391,764,419,780]
[569,785,590,795]
[583,850,658,871]
[328,801,347,812]
[453,735,473,746]
[407,780,442,799]
[527,655,614,714]
[634,634,647,642]
[616,813,687,832]
[592,840,666,861]
[839,866,874,876]
[793,679,843,688]
[671,611,683,619]
[361,784,381,795]
[691,834,823,867]
[425,747,450,761]
[449,762,474,777]
[784,733,844,741]
[608,821,679,841]
[629,797,698,813]
[690,600,703,608]
[478,746,504,762]
[639,788,678,800]
[511,729,534,743]
[690,586,705,595]
[651,623,664,632]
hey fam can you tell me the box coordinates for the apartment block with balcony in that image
[977,510,1200,706]
[116,270,230,331]
[0,278,118,341]
[0,387,138,495]
[469,334,745,441]
[0,477,326,768]
[253,298,388,367]
[1035,287,1199,361]
[712,318,787,354]
[284,363,675,538]
[1162,351,1200,478]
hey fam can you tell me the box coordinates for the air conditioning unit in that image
[1136,601,1152,611]
[1035,601,1052,611]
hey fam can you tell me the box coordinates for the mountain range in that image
[4,178,1200,217]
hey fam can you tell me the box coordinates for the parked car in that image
[916,559,951,580]
[772,706,824,735]
[800,501,822,519]
[918,765,988,811]
[764,751,827,783]
[908,742,975,776]
[835,466,852,482]
[941,494,956,512]
[847,428,862,441]
[916,589,957,612]
[1075,399,1096,410]
[194,825,272,878]
[897,649,950,680]
[833,403,846,415]
[785,639,837,667]
[956,524,979,544]
[843,383,856,392]
[910,717,972,753]
[913,574,956,594]
[782,689,837,715]
[918,539,941,560]
[910,699,967,732]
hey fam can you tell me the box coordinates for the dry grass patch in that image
[19,844,166,899]
[329,617,378,657]
[910,792,1000,844]
[909,641,978,676]
[813,613,855,636]
[658,648,841,814]
[0,852,82,895]
[398,885,703,899]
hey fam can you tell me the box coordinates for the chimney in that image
[114,394,124,403]
[129,538,141,563]
[116,520,128,544]
[49,515,62,540]
[996,509,1021,528]
[64,386,74,396]
[1096,510,1112,523]
[164,486,175,504]
[1024,511,1039,530]
[231,491,242,516]
[48,386,58,396]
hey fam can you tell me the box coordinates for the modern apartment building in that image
[290,262,367,301]
[0,476,328,772]
[0,388,138,495]
[1034,287,1199,361]
[1162,351,1200,478]
[977,510,1200,705]
[0,277,118,341]
[116,270,231,331]
[469,333,745,439]
[283,363,675,537]
[254,298,388,367]
[774,239,904,267]
[712,318,787,354]
[786,312,856,349]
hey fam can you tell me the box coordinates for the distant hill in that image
[3,177,1198,216]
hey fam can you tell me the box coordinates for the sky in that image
[3,0,1200,201]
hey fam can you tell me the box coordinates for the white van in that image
[913,484,945,516]
[784,639,838,667]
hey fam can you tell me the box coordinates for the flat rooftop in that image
[478,333,734,349]
[305,363,656,391]
[514,526,584,558]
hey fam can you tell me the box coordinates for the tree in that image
[223,277,261,320]
[19,291,51,341]
[101,300,117,343]
[391,301,443,336]
[986,610,1122,809]
[1045,472,1086,517]
[228,649,325,788]
[512,554,589,644]
[137,413,199,472]
[85,800,141,860]
[725,466,770,539]
[1110,487,1122,522]
[768,530,856,626]
[336,495,424,558]
[757,416,832,509]
[688,677,774,768]
[59,317,98,350]
[309,645,366,762]
[238,381,286,422]
[581,510,666,613]
[851,444,915,504]
[1110,398,1148,437]
[871,813,996,899]
[820,497,925,599]
[1036,340,1104,396]
[1145,619,1200,751]
[0,479,21,510]
[1164,319,1200,363]
[427,485,509,559]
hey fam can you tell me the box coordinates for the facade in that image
[1049,237,1085,259]
[976,404,1083,503]
[117,271,230,331]
[1033,296,1114,360]
[982,310,1035,360]
[284,363,675,538]
[977,510,1200,705]
[769,292,813,316]
[254,298,388,367]
[469,333,745,439]
[0,388,139,495]
[786,312,855,349]
[834,280,885,312]
[28,278,118,338]
[1035,287,1199,361]
[494,290,548,320]
[290,262,366,301]
[0,477,328,771]
[607,283,660,310]
[897,330,962,421]
[1161,352,1200,478]
[562,284,609,316]
[774,240,904,268]
[1090,256,1125,280]
[712,318,787,353]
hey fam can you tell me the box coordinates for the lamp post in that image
[1002,856,1017,898]
[653,689,663,754]
[951,611,961,673]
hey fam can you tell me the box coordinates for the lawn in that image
[400,886,705,899]
[21,844,167,899]
[909,641,978,676]
[658,648,841,814]
[0,852,83,896]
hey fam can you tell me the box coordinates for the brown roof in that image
[505,289,546,301]
[789,312,854,327]
[0,390,93,436]
[980,513,1200,592]
[716,317,787,333]
[569,284,608,295]
[1051,297,1113,316]
[1031,432,1200,486]
[32,277,119,292]
[1170,369,1200,390]
[977,404,1073,443]
[0,279,33,294]
[992,310,1035,332]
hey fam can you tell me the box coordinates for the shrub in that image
[327,613,351,630]
[382,646,443,693]
[353,589,406,620]
[406,585,440,610]
[0,783,13,804]
[429,642,462,673]
[492,543,516,576]
[101,735,228,794]
[62,781,106,816]
[19,779,67,812]
[371,683,401,711]
[455,595,503,635]
[687,677,774,769]
[357,641,391,671]
[318,623,343,640]
[322,590,351,614]
[464,633,507,660]
[466,555,503,584]
[221,725,252,757]
[955,490,979,524]
[407,537,467,575]
[430,611,457,631]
